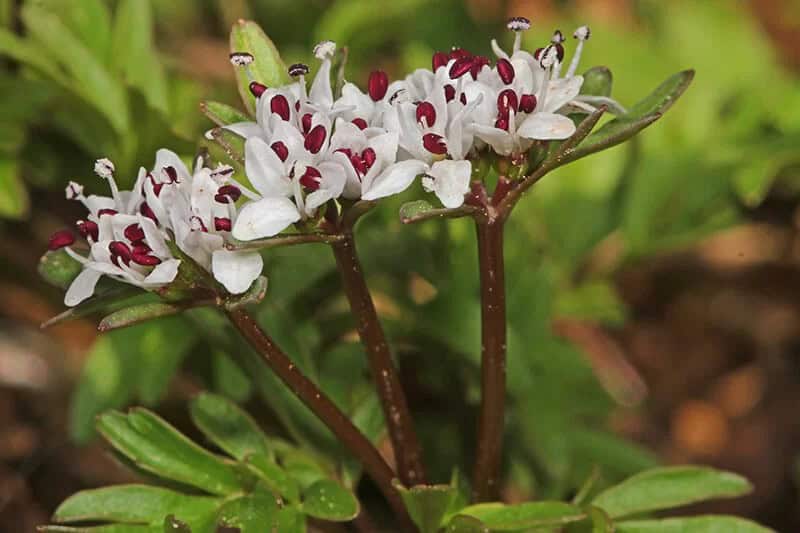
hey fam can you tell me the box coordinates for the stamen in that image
[432,51,449,71]
[470,56,490,80]
[76,220,99,241]
[362,148,376,169]
[109,241,132,266]
[449,56,473,79]
[140,202,158,224]
[352,118,368,130]
[497,58,515,85]
[270,95,291,121]
[368,70,389,101]
[94,158,115,179]
[567,25,591,78]
[422,133,447,155]
[416,101,437,128]
[520,93,537,113]
[48,230,75,251]
[124,223,145,242]
[271,141,289,162]
[444,84,456,102]
[210,164,235,182]
[214,185,242,204]
[304,125,327,154]
[288,63,309,78]
[97,208,118,217]
[229,52,255,66]
[313,40,336,60]
[301,113,313,134]
[449,47,472,60]
[65,181,85,203]
[507,16,531,53]
[214,217,233,232]
[298,165,322,191]
[249,81,267,98]
[162,166,179,183]
[190,216,208,232]
[497,89,519,115]
[495,116,509,131]
[131,253,161,267]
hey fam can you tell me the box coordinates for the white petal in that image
[64,268,102,306]
[339,82,374,120]
[427,160,471,208]
[471,124,515,156]
[330,118,366,152]
[232,197,301,240]
[245,137,291,197]
[143,258,181,286]
[544,76,583,112]
[362,160,428,201]
[138,216,170,258]
[306,161,347,212]
[223,121,265,139]
[212,249,263,294]
[517,113,576,140]
[309,59,333,110]
[154,149,190,181]
[367,131,399,170]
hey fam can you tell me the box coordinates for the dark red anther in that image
[77,220,99,241]
[449,56,473,79]
[299,166,322,191]
[304,125,327,154]
[352,117,368,130]
[98,208,118,217]
[301,113,313,134]
[416,101,436,127]
[534,47,544,60]
[335,148,353,158]
[362,147,376,169]
[215,185,242,204]
[494,116,510,131]
[554,43,565,62]
[368,70,389,101]
[271,141,289,162]
[497,58,515,84]
[132,243,151,255]
[470,56,490,79]
[520,93,537,113]
[164,166,178,183]
[449,47,472,60]
[249,81,267,98]
[350,154,367,175]
[460,92,467,105]
[214,217,232,232]
[422,133,447,155]
[109,241,132,266]
[48,230,75,251]
[497,89,519,114]
[432,51,449,70]
[270,95,290,121]
[132,253,161,266]
[140,202,158,223]
[444,84,456,103]
[124,223,145,242]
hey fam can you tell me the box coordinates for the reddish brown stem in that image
[471,219,507,502]
[225,308,415,531]
[331,233,428,487]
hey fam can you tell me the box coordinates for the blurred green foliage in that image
[5,0,800,507]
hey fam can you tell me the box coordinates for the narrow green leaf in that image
[592,466,752,519]
[563,70,694,165]
[457,501,586,530]
[0,157,28,219]
[229,20,289,115]
[201,100,251,127]
[301,479,359,522]
[215,493,282,532]
[616,515,774,533]
[244,453,299,502]
[588,506,615,533]
[111,0,169,114]
[38,249,84,290]
[189,392,272,461]
[35,0,112,60]
[394,481,459,533]
[208,127,245,166]
[581,66,613,97]
[0,28,69,84]
[21,5,130,134]
[211,351,252,402]
[445,515,489,533]
[96,409,243,495]
[98,303,187,332]
[54,484,218,526]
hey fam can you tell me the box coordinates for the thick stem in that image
[471,219,507,502]
[331,233,428,487]
[225,308,414,531]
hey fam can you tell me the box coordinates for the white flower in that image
[337,70,407,130]
[422,160,472,208]
[56,151,265,306]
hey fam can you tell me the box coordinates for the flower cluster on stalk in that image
[48,17,616,304]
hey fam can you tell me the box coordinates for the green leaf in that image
[581,66,613,97]
[0,157,28,219]
[592,466,752,519]
[36,0,112,60]
[445,515,490,533]
[111,0,169,114]
[53,484,218,528]
[21,4,130,134]
[244,453,299,502]
[564,70,694,165]
[394,481,460,533]
[135,316,195,405]
[201,100,250,127]
[41,526,159,532]
[229,20,289,115]
[38,249,83,289]
[399,200,476,225]
[301,479,359,522]
[98,303,187,332]
[96,409,243,495]
[0,28,69,84]
[189,392,272,461]
[215,493,283,532]
[211,351,252,402]
[588,506,615,533]
[616,516,774,533]
[457,501,586,530]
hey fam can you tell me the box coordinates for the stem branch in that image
[331,233,428,487]
[225,308,414,530]
[471,219,507,502]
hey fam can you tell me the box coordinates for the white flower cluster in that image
[227,19,602,239]
[51,150,263,306]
